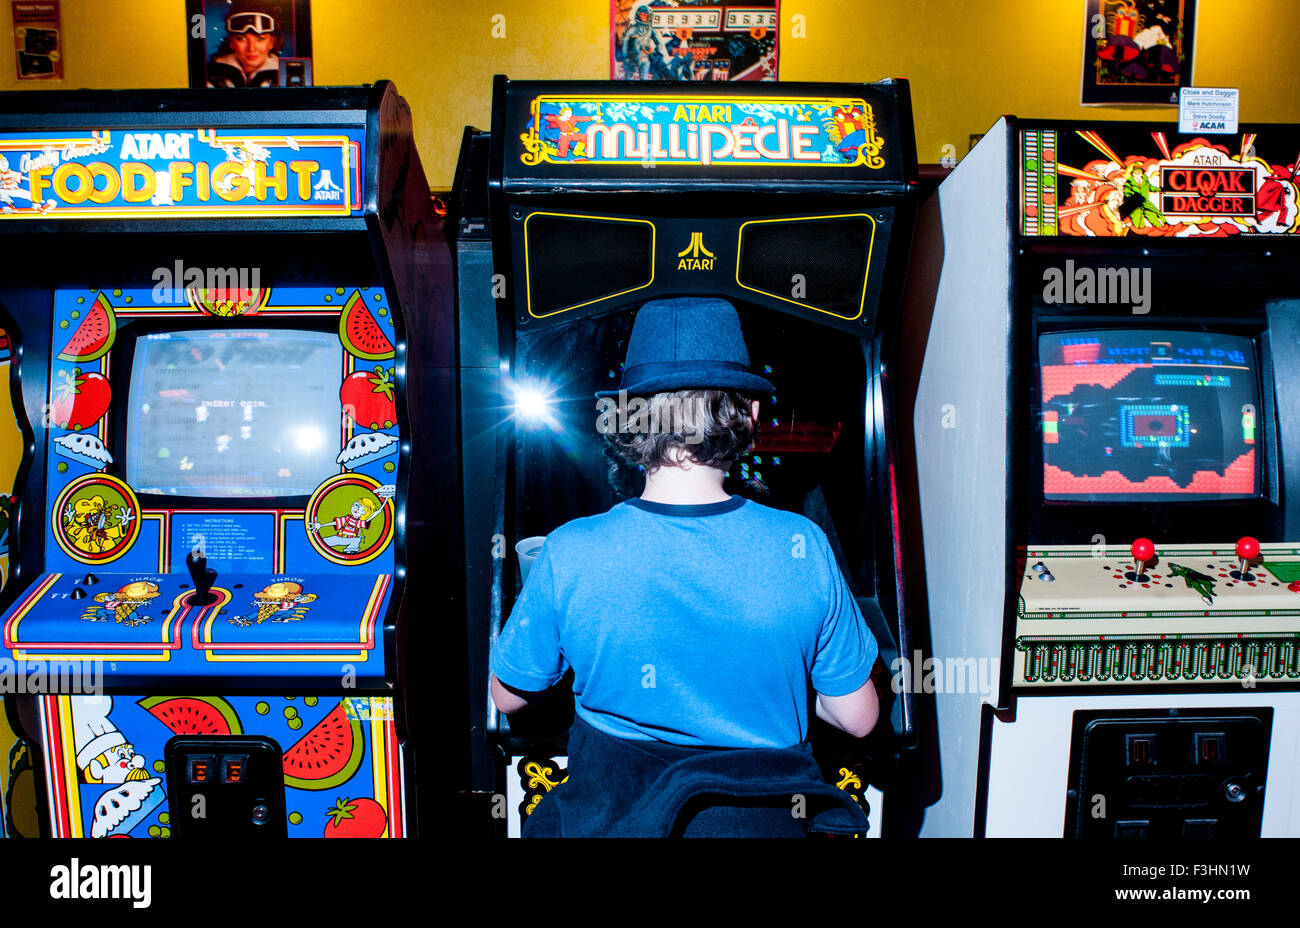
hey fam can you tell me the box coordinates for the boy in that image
[490,297,879,837]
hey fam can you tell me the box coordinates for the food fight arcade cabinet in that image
[0,83,455,839]
[902,118,1300,837]
[452,77,919,836]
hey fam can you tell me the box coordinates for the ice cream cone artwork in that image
[229,580,318,627]
[80,580,160,628]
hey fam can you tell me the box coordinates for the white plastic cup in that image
[516,535,547,585]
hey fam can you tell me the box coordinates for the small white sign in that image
[1179,87,1239,134]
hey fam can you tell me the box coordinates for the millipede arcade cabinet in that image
[902,118,1300,837]
[0,83,458,838]
[451,77,919,836]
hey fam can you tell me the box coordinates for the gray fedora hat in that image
[595,297,776,398]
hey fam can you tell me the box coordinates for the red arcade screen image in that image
[1039,330,1260,501]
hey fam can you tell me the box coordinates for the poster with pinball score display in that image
[1082,0,1197,105]
[611,0,778,82]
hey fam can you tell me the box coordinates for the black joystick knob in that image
[185,551,218,606]
[81,573,99,585]
[70,587,87,600]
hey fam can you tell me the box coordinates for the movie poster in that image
[1082,0,1197,105]
[611,1,779,82]
[11,0,62,81]
[186,0,313,89]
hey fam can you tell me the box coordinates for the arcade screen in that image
[126,330,343,498]
[1039,330,1260,501]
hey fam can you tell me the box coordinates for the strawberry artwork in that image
[340,366,396,430]
[51,368,111,430]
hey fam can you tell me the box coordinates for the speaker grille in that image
[737,215,875,320]
[524,213,654,318]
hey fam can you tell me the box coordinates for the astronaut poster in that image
[1082,0,1197,105]
[611,1,779,82]
[186,0,313,89]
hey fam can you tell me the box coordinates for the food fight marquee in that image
[1021,127,1300,237]
[519,95,887,169]
[0,127,365,218]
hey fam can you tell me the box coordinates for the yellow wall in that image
[0,0,1298,187]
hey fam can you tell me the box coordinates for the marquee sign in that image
[519,94,887,169]
[1021,125,1300,237]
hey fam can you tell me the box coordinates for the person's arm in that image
[490,673,538,714]
[815,678,879,739]
[808,524,881,739]
[490,540,566,713]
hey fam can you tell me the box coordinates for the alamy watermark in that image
[0,658,102,696]
[595,390,704,444]
[891,650,998,697]
[1043,259,1151,314]
[150,260,262,305]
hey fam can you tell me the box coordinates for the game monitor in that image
[124,328,344,500]
[1038,329,1261,501]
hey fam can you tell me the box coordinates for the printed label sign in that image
[1179,87,1239,134]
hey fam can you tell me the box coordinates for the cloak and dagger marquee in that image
[1022,127,1300,237]
[520,95,886,168]
[0,127,365,218]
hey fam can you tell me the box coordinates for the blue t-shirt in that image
[490,497,877,748]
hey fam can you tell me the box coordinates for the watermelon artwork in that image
[282,699,365,790]
[57,293,116,363]
[339,290,395,361]
[138,695,243,735]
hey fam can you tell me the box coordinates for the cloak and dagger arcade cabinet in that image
[902,118,1300,837]
[451,77,919,836]
[0,83,458,838]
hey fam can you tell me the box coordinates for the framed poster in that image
[1082,0,1197,105]
[11,1,62,81]
[611,1,779,82]
[186,0,313,88]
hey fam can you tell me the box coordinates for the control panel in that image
[1016,538,1300,686]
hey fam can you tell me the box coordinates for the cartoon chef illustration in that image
[72,697,164,838]
[308,494,380,555]
[76,698,150,785]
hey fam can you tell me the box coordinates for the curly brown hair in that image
[602,389,757,473]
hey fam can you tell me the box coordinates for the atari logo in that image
[676,232,714,271]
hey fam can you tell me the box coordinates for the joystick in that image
[1233,536,1260,582]
[1129,538,1155,583]
[185,550,218,606]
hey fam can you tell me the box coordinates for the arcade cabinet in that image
[0,82,458,838]
[451,77,919,836]
[901,118,1300,837]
